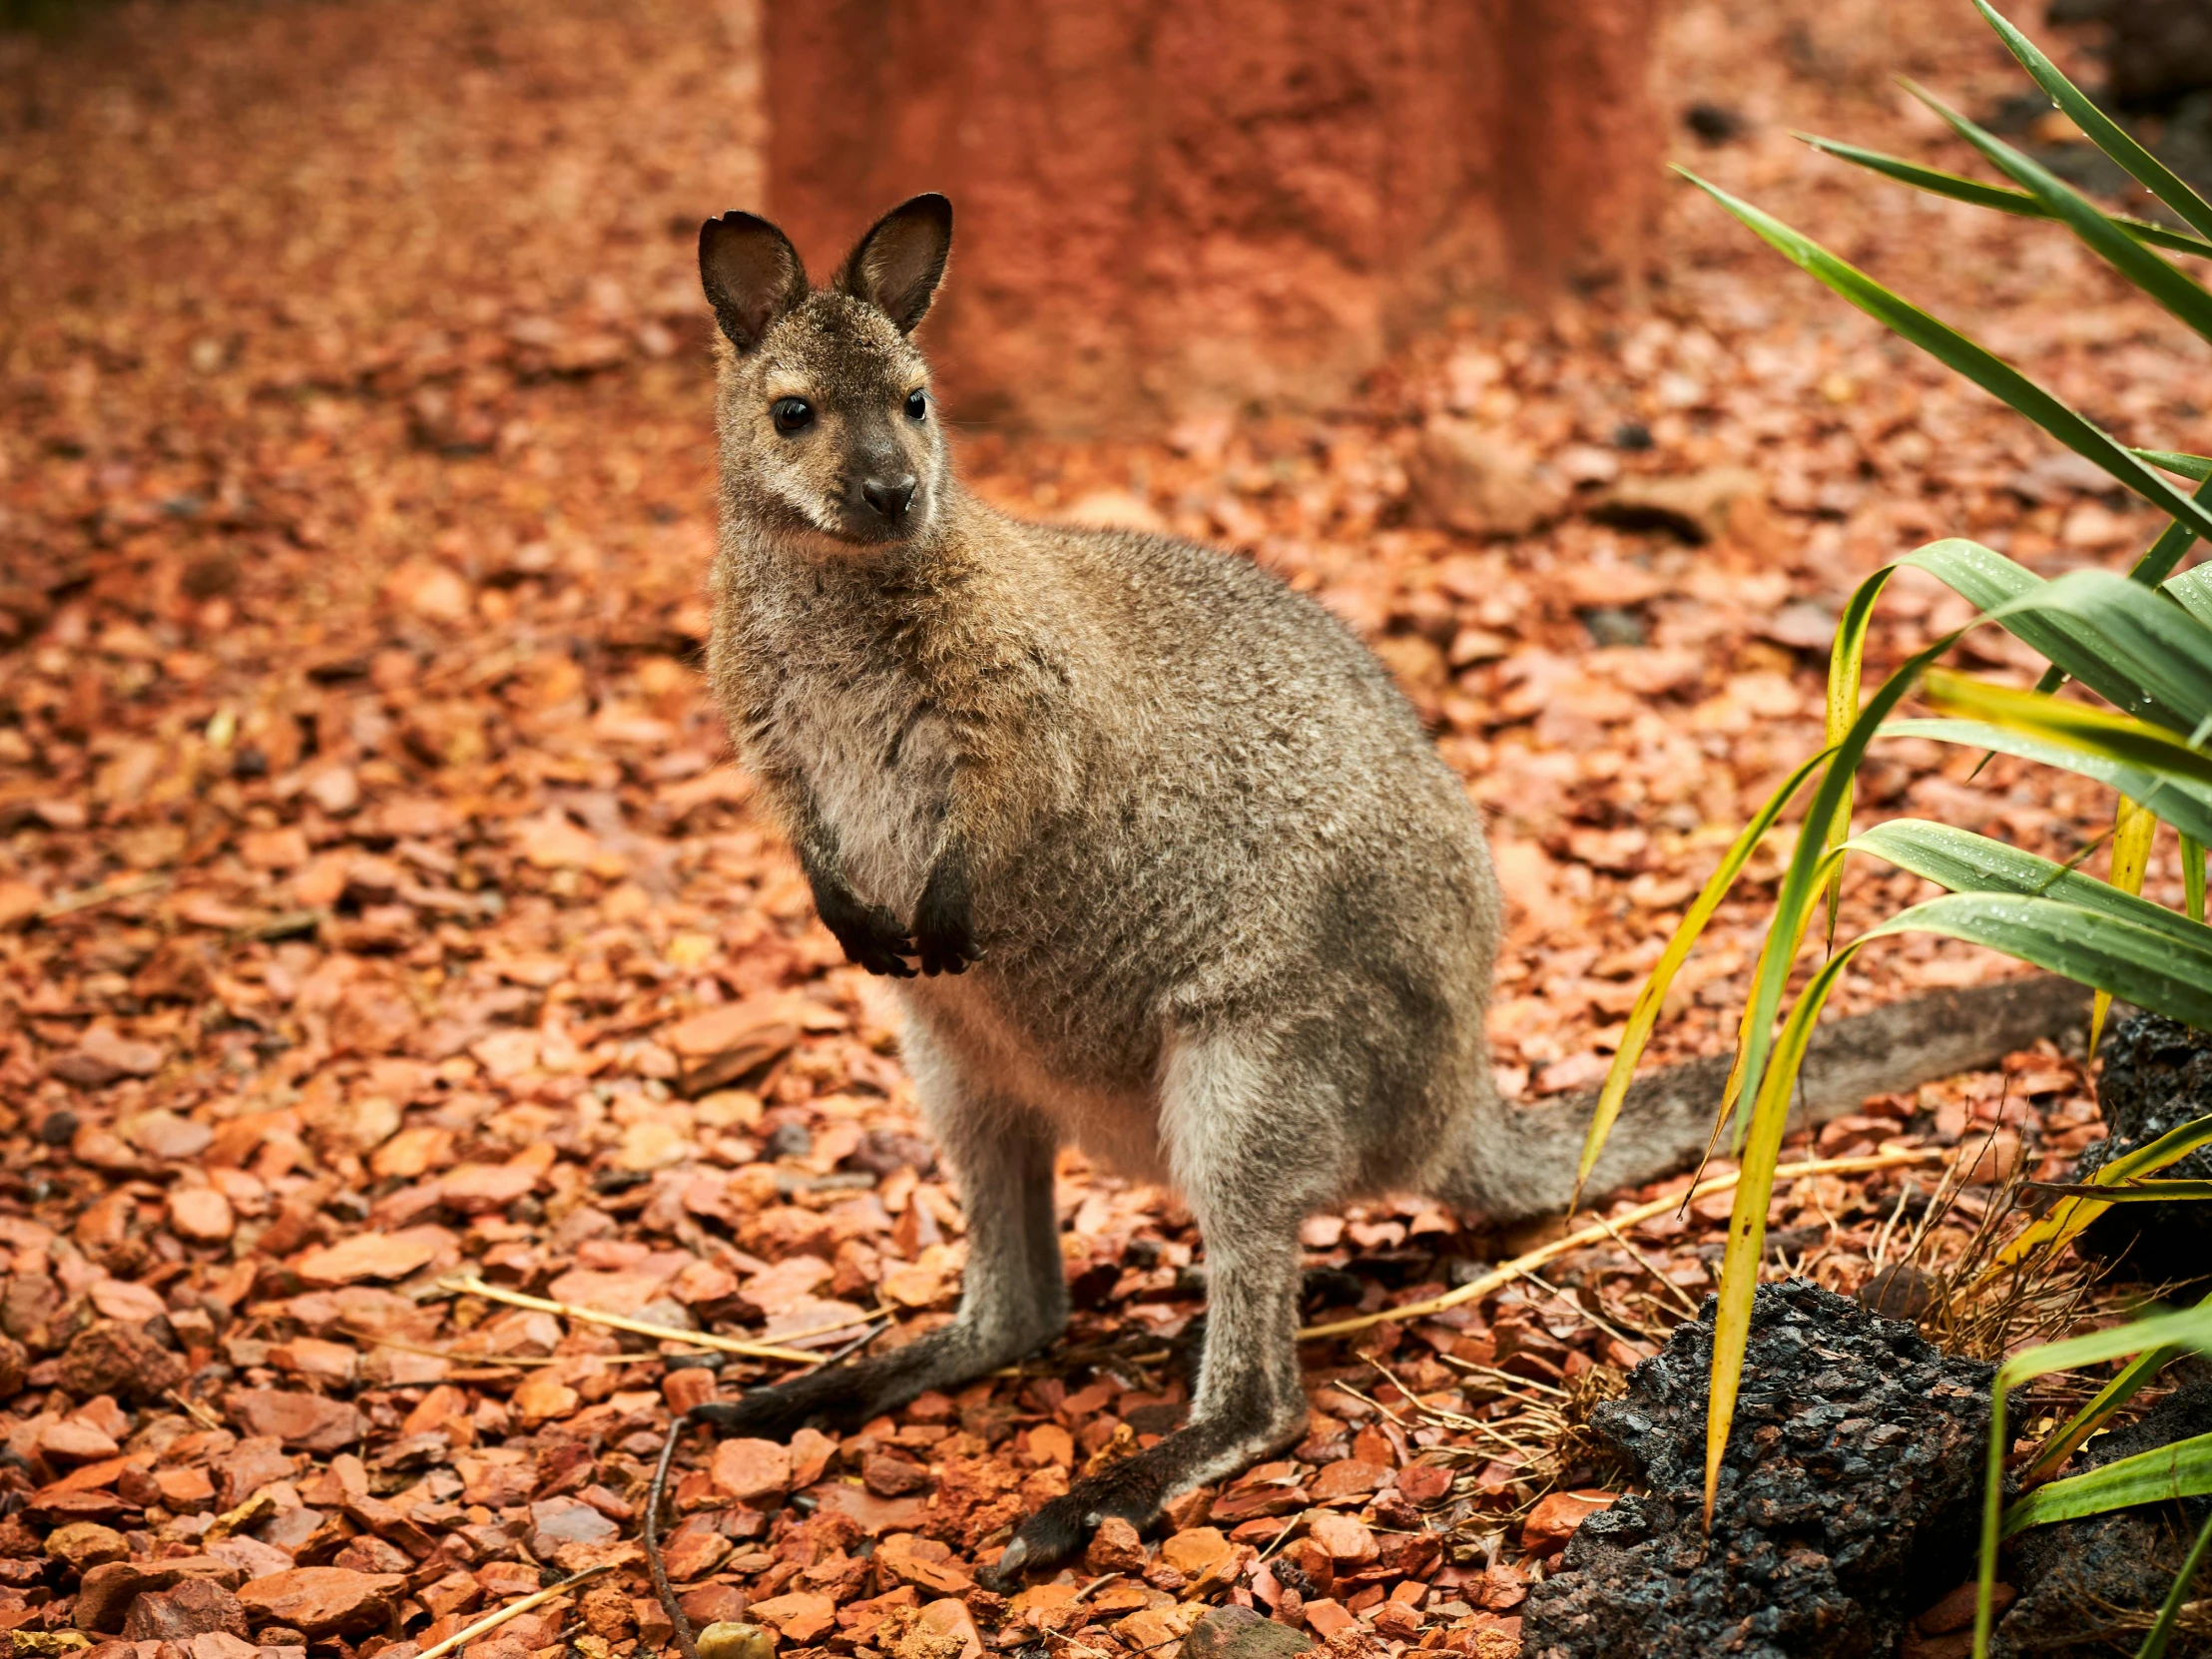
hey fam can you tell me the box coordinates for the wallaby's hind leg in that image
[981,1028,1316,1585]
[694,1041,1066,1439]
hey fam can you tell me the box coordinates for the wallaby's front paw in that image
[817,891,917,978]
[914,915,979,977]
[911,866,981,977]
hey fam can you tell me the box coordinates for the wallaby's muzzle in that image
[861,475,917,520]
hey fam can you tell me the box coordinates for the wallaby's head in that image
[700,194,953,552]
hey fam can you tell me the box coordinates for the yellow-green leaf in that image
[1571,748,1831,1207]
[2023,1339,2184,1484]
[1706,943,1866,1526]
[2004,1428,2212,1537]
[2030,1179,2212,1202]
[1983,1111,2212,1281]
[2093,795,2159,1053]
[1923,673,2212,793]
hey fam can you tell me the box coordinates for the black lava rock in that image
[2073,1011,2212,1278]
[1991,1371,2212,1658]
[1523,1279,1997,1659]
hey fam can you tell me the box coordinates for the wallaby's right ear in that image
[699,212,808,352]
[835,194,952,333]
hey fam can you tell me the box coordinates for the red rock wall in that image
[764,0,1663,433]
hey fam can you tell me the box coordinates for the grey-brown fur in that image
[686,195,2074,1581]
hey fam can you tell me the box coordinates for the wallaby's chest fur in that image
[720,554,1002,918]
[716,502,1496,1185]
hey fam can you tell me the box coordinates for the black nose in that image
[861,476,916,520]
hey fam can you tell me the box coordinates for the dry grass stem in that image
[413,1565,614,1659]
[1299,1147,1942,1343]
[438,1275,826,1364]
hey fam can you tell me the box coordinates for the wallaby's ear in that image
[700,212,808,351]
[834,194,953,334]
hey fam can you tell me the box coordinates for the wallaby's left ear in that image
[700,211,808,351]
[834,194,953,333]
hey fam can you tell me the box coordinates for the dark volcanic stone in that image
[1990,1372,2212,1658]
[1523,1279,1996,1659]
[2072,1011,2212,1278]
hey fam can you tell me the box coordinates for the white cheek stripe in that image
[759,450,839,533]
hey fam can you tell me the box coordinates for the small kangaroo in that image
[686,193,2083,1579]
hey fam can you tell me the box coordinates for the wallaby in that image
[686,192,2089,1581]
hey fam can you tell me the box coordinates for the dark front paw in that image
[817,890,917,978]
[912,864,982,977]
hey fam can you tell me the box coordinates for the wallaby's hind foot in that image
[978,1393,1306,1588]
[699,1072,1068,1454]
[982,1027,1318,1583]
[690,1318,1034,1441]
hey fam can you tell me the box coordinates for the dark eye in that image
[772,398,814,434]
[904,388,928,421]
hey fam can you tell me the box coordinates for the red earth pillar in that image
[763,0,1663,433]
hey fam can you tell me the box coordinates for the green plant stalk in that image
[1722,584,1966,1141]
[1821,558,1890,946]
[2187,834,2208,924]
[2095,796,2160,1053]
[1571,748,1833,1205]
[1976,1303,2212,1658]
[1706,922,1863,1525]
[1678,172,2212,542]
[1974,0,2212,244]
[2139,1505,2212,1659]
[1795,133,2212,258]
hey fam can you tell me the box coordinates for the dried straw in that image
[413,1564,613,1659]
[438,1274,824,1364]
[1297,1145,1945,1342]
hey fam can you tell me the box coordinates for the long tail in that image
[1445,973,2091,1221]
